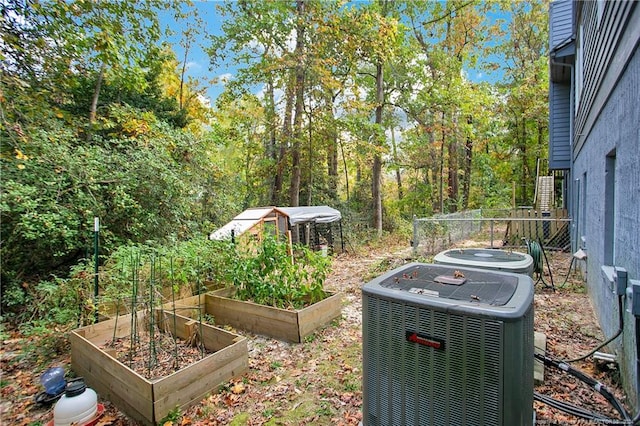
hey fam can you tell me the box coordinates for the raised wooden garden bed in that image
[70,310,248,425]
[97,280,225,319]
[170,289,343,343]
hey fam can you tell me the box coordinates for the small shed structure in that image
[209,207,288,241]
[209,206,343,252]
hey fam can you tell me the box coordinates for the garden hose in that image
[526,239,555,290]
[526,239,543,275]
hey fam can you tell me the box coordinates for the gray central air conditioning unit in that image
[434,248,534,276]
[362,262,534,426]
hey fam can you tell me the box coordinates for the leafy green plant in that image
[262,408,276,418]
[202,313,216,325]
[64,238,239,316]
[18,322,71,363]
[230,233,331,309]
[270,361,282,370]
[160,406,181,424]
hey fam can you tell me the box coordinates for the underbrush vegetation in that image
[2,234,331,343]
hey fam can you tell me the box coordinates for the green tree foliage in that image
[487,0,550,206]
[0,1,226,313]
[211,92,270,209]
[1,111,212,284]
[206,0,549,222]
[1,0,551,324]
[1,1,182,122]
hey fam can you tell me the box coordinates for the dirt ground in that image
[0,243,634,425]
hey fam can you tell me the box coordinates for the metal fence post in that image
[412,215,418,255]
[490,219,494,248]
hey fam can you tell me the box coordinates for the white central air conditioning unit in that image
[433,248,534,276]
[362,262,534,426]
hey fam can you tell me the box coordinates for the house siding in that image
[548,82,571,170]
[574,1,638,155]
[572,13,640,408]
[550,0,573,49]
[549,1,574,171]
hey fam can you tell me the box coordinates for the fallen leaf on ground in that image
[231,382,245,394]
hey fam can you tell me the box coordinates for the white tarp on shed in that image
[277,206,342,226]
[209,206,341,240]
[209,207,275,240]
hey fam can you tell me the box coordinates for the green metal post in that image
[94,217,99,323]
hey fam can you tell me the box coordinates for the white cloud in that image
[196,94,212,109]
[214,73,233,85]
[185,61,202,72]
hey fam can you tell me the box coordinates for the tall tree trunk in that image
[339,137,350,202]
[327,128,339,199]
[520,118,529,206]
[438,111,446,213]
[326,94,339,201]
[461,115,473,210]
[372,61,384,235]
[447,116,459,213]
[289,0,305,207]
[391,125,403,200]
[428,129,438,212]
[306,102,313,206]
[243,131,252,209]
[179,38,191,110]
[275,75,295,205]
[89,63,106,124]
[265,76,279,205]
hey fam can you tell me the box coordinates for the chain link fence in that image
[412,208,572,257]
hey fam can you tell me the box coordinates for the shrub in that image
[230,234,331,309]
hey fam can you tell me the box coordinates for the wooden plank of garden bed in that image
[199,320,245,350]
[156,310,244,351]
[152,338,248,421]
[206,291,300,342]
[74,312,145,344]
[70,329,154,425]
[161,294,202,312]
[297,292,342,340]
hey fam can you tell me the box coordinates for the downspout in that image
[550,58,575,248]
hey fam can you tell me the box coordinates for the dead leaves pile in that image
[101,330,212,381]
[0,248,632,425]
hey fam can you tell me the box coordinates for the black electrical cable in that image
[565,295,624,363]
[534,391,612,422]
[536,284,640,424]
[631,317,640,425]
[538,238,555,289]
[535,352,632,422]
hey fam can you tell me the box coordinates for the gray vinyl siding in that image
[568,0,640,408]
[549,0,573,50]
[548,82,571,170]
[574,1,639,154]
[572,47,640,408]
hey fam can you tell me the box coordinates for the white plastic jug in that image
[53,378,97,426]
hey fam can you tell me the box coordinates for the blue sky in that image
[158,1,506,105]
[158,2,230,104]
